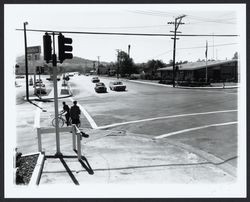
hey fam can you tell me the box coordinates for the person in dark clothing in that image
[70,101,89,138]
[62,102,70,126]
[70,101,81,127]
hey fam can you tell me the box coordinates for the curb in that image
[177,86,239,89]
[123,79,239,89]
[25,152,45,186]
[26,90,73,101]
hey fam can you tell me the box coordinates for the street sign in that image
[27,46,41,54]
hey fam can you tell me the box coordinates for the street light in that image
[24,22,29,101]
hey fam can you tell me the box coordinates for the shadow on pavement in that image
[45,154,94,185]
[59,157,80,185]
[73,149,94,175]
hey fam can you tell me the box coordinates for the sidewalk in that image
[39,128,236,185]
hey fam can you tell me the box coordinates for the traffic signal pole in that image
[23,22,29,101]
[52,32,62,156]
[43,32,73,156]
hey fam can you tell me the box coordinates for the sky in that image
[5,4,245,64]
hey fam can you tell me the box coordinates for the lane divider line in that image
[97,109,237,130]
[34,102,43,129]
[69,97,98,129]
[153,121,238,139]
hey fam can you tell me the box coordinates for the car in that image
[94,82,107,93]
[34,83,45,88]
[91,77,100,83]
[109,81,126,91]
[29,78,33,86]
[85,73,90,76]
[16,75,25,79]
[34,85,47,95]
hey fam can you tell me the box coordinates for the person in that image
[62,102,70,126]
[70,101,81,127]
[70,101,89,138]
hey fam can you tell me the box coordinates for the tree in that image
[116,51,136,77]
[143,59,165,79]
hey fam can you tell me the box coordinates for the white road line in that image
[97,109,237,129]
[34,102,43,128]
[69,97,98,129]
[153,121,238,139]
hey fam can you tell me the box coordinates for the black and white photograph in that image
[4,3,246,198]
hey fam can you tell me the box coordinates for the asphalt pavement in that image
[15,75,239,187]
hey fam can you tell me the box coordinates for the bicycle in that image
[51,112,69,127]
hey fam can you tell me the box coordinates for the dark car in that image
[95,82,107,93]
[34,84,47,95]
[109,81,126,91]
[91,77,100,83]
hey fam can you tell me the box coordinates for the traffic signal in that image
[43,33,52,63]
[58,33,73,63]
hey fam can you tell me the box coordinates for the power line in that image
[153,42,238,58]
[69,24,168,30]
[16,28,238,37]
[130,10,237,25]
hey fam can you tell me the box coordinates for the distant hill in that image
[15,55,111,74]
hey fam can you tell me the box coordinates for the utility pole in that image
[97,56,100,75]
[212,33,214,59]
[128,45,131,58]
[168,15,186,87]
[93,61,95,74]
[116,49,121,79]
[23,22,29,101]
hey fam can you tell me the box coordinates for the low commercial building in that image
[158,59,238,83]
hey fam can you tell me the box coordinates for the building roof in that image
[158,59,237,71]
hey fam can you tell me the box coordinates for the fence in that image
[36,124,82,160]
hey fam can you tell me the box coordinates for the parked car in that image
[34,83,45,88]
[95,82,107,93]
[16,75,25,79]
[91,77,100,83]
[109,81,126,91]
[34,85,47,95]
[29,78,33,86]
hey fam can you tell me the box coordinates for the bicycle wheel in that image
[52,117,64,127]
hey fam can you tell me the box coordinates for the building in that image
[158,59,238,83]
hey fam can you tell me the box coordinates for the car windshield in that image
[114,81,123,85]
[96,83,105,86]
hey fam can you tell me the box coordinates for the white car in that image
[109,81,126,91]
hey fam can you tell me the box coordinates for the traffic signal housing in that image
[43,33,52,63]
[58,33,73,63]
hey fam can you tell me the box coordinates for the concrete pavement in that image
[39,128,236,185]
